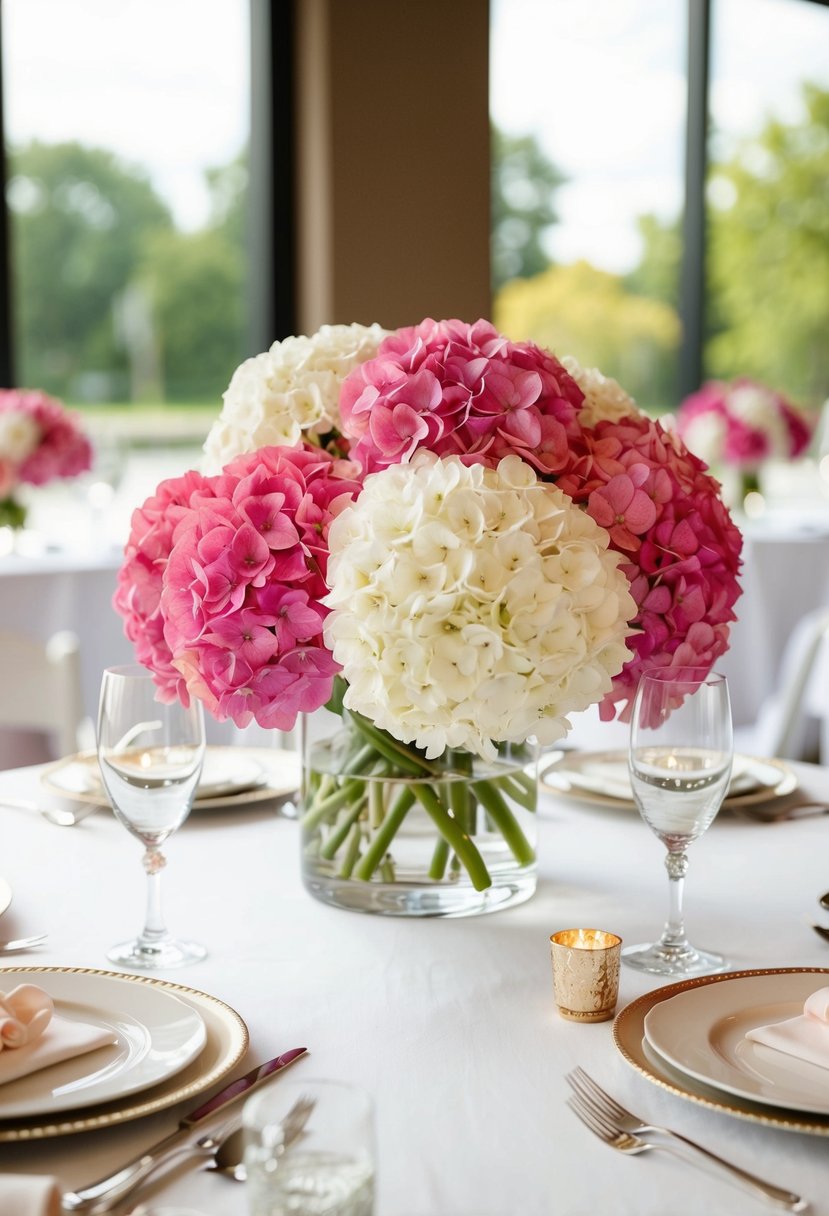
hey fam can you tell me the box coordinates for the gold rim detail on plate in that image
[40,747,299,811]
[541,750,798,810]
[0,966,249,1141]
[613,966,829,1136]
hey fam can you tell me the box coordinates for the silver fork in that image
[0,933,48,953]
[566,1070,808,1211]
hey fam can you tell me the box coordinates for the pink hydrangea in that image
[158,445,362,730]
[113,469,216,704]
[558,413,743,719]
[338,317,586,477]
[0,389,92,487]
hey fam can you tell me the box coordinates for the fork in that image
[566,1069,807,1211]
[0,933,48,953]
[1,795,101,827]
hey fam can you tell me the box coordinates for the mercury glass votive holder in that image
[550,928,622,1023]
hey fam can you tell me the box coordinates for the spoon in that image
[207,1125,247,1181]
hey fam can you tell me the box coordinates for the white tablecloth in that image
[0,760,827,1214]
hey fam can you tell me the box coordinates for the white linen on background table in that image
[0,760,828,1215]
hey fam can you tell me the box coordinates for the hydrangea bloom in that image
[202,323,388,472]
[0,390,92,488]
[562,356,641,427]
[676,378,812,470]
[557,412,743,718]
[113,470,216,704]
[338,317,585,478]
[159,445,363,729]
[324,453,636,759]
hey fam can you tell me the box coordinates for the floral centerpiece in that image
[0,389,93,530]
[675,378,812,507]
[114,319,743,916]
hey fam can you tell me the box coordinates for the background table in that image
[0,758,827,1214]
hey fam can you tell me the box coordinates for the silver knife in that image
[61,1047,308,1214]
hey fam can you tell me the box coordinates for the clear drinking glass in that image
[623,667,733,977]
[243,1078,375,1216]
[97,664,206,969]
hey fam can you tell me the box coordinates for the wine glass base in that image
[622,940,727,978]
[107,937,207,970]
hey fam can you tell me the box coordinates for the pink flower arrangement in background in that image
[0,389,92,494]
[675,378,812,471]
[115,318,744,732]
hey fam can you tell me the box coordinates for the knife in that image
[60,1047,308,1214]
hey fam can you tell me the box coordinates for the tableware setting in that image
[540,749,797,811]
[40,746,301,813]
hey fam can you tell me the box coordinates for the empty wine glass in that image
[97,664,206,969]
[622,667,733,977]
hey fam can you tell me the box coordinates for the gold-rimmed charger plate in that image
[613,967,829,1136]
[0,966,248,1142]
[541,750,798,811]
[41,747,300,812]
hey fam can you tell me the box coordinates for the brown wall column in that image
[294,0,492,332]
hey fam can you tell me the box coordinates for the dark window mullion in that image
[679,0,711,400]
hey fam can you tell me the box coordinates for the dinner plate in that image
[0,968,207,1118]
[540,750,797,810]
[41,746,300,811]
[644,971,829,1114]
[0,877,11,918]
[0,966,249,1141]
[613,967,829,1136]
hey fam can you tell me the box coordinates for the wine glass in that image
[622,667,733,977]
[97,664,206,969]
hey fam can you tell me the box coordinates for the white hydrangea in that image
[563,355,641,428]
[202,322,388,472]
[727,383,789,455]
[324,453,636,760]
[0,410,40,464]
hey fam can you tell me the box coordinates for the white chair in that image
[735,605,829,761]
[0,629,86,766]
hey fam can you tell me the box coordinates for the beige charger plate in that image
[0,966,248,1141]
[541,750,798,810]
[613,967,829,1136]
[41,746,300,812]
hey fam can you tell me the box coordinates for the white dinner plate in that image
[540,749,797,810]
[41,746,300,811]
[644,972,829,1114]
[0,968,207,1118]
[0,877,11,918]
[614,968,829,1135]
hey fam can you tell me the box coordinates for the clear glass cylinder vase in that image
[299,708,538,917]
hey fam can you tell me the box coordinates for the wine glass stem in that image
[662,847,689,947]
[140,847,169,947]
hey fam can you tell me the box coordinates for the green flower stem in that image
[339,822,364,878]
[369,778,385,829]
[491,773,537,813]
[412,785,492,891]
[449,776,474,835]
[429,836,451,880]
[347,711,436,776]
[471,780,535,866]
[320,800,366,860]
[353,786,416,881]
[343,743,377,775]
[301,777,368,832]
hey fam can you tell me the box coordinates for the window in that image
[1,0,252,437]
[490,0,829,414]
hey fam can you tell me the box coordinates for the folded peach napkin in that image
[745,986,829,1070]
[0,1175,61,1216]
[0,983,116,1089]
